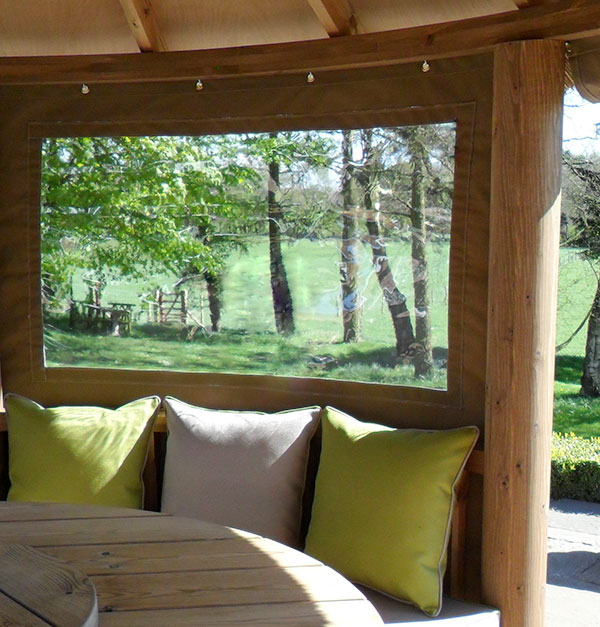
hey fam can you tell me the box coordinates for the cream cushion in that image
[161,397,320,546]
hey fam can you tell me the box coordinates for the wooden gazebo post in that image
[483,40,565,627]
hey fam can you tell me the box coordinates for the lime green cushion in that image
[5,394,160,509]
[304,407,478,617]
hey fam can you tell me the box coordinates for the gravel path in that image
[547,499,600,626]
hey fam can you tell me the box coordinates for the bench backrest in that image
[0,409,484,601]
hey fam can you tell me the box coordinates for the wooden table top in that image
[0,502,383,626]
[0,543,98,627]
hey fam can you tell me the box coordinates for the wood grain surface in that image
[0,543,97,627]
[483,39,564,627]
[0,1,597,85]
[0,502,382,625]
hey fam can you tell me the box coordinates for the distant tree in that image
[397,124,454,375]
[562,151,600,396]
[267,150,295,335]
[405,126,433,376]
[242,131,335,335]
[339,130,362,342]
[341,123,454,372]
[356,128,416,357]
[41,135,259,325]
[381,123,454,374]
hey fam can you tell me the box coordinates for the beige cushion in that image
[161,397,320,546]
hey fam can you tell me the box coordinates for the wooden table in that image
[0,543,98,626]
[0,503,383,626]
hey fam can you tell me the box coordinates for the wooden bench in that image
[69,301,132,336]
[0,409,497,624]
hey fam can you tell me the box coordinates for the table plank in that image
[0,592,50,627]
[98,600,382,626]
[0,504,382,625]
[92,566,366,612]
[0,502,158,521]
[0,544,97,627]
[0,516,258,546]
[45,537,314,575]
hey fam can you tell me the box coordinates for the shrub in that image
[551,432,600,503]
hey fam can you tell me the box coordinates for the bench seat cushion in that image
[359,587,500,626]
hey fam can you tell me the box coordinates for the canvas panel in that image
[0,54,492,433]
[569,36,600,104]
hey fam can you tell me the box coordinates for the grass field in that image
[554,356,600,439]
[554,249,600,438]
[47,237,451,388]
[44,241,600,436]
[556,248,596,355]
[69,238,451,346]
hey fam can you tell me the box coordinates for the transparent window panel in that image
[41,125,455,389]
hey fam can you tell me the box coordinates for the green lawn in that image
[554,249,600,438]
[46,323,447,388]
[45,241,600,437]
[556,249,596,355]
[46,237,451,389]
[554,356,600,439]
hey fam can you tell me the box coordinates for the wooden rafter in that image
[118,0,167,52]
[0,0,598,84]
[307,0,357,36]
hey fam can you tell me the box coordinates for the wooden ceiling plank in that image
[307,0,357,36]
[0,0,598,85]
[514,0,558,6]
[118,0,167,52]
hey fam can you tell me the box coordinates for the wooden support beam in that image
[307,0,357,36]
[0,0,595,85]
[482,40,564,627]
[118,0,166,52]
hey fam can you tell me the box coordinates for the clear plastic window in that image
[41,124,455,389]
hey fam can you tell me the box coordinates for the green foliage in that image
[340,125,456,241]
[551,432,600,502]
[41,135,255,303]
[553,378,600,439]
[41,132,339,307]
[562,151,600,256]
[552,357,600,500]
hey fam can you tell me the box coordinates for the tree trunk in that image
[408,128,433,377]
[581,277,600,396]
[204,271,223,333]
[267,153,295,335]
[359,129,415,356]
[340,130,362,342]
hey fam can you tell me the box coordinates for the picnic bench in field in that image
[69,301,133,336]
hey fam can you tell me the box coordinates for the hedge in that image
[551,432,600,503]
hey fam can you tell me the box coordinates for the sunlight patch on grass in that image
[44,323,446,389]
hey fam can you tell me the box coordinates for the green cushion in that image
[304,407,478,617]
[5,394,160,509]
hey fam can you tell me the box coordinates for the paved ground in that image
[547,499,600,626]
